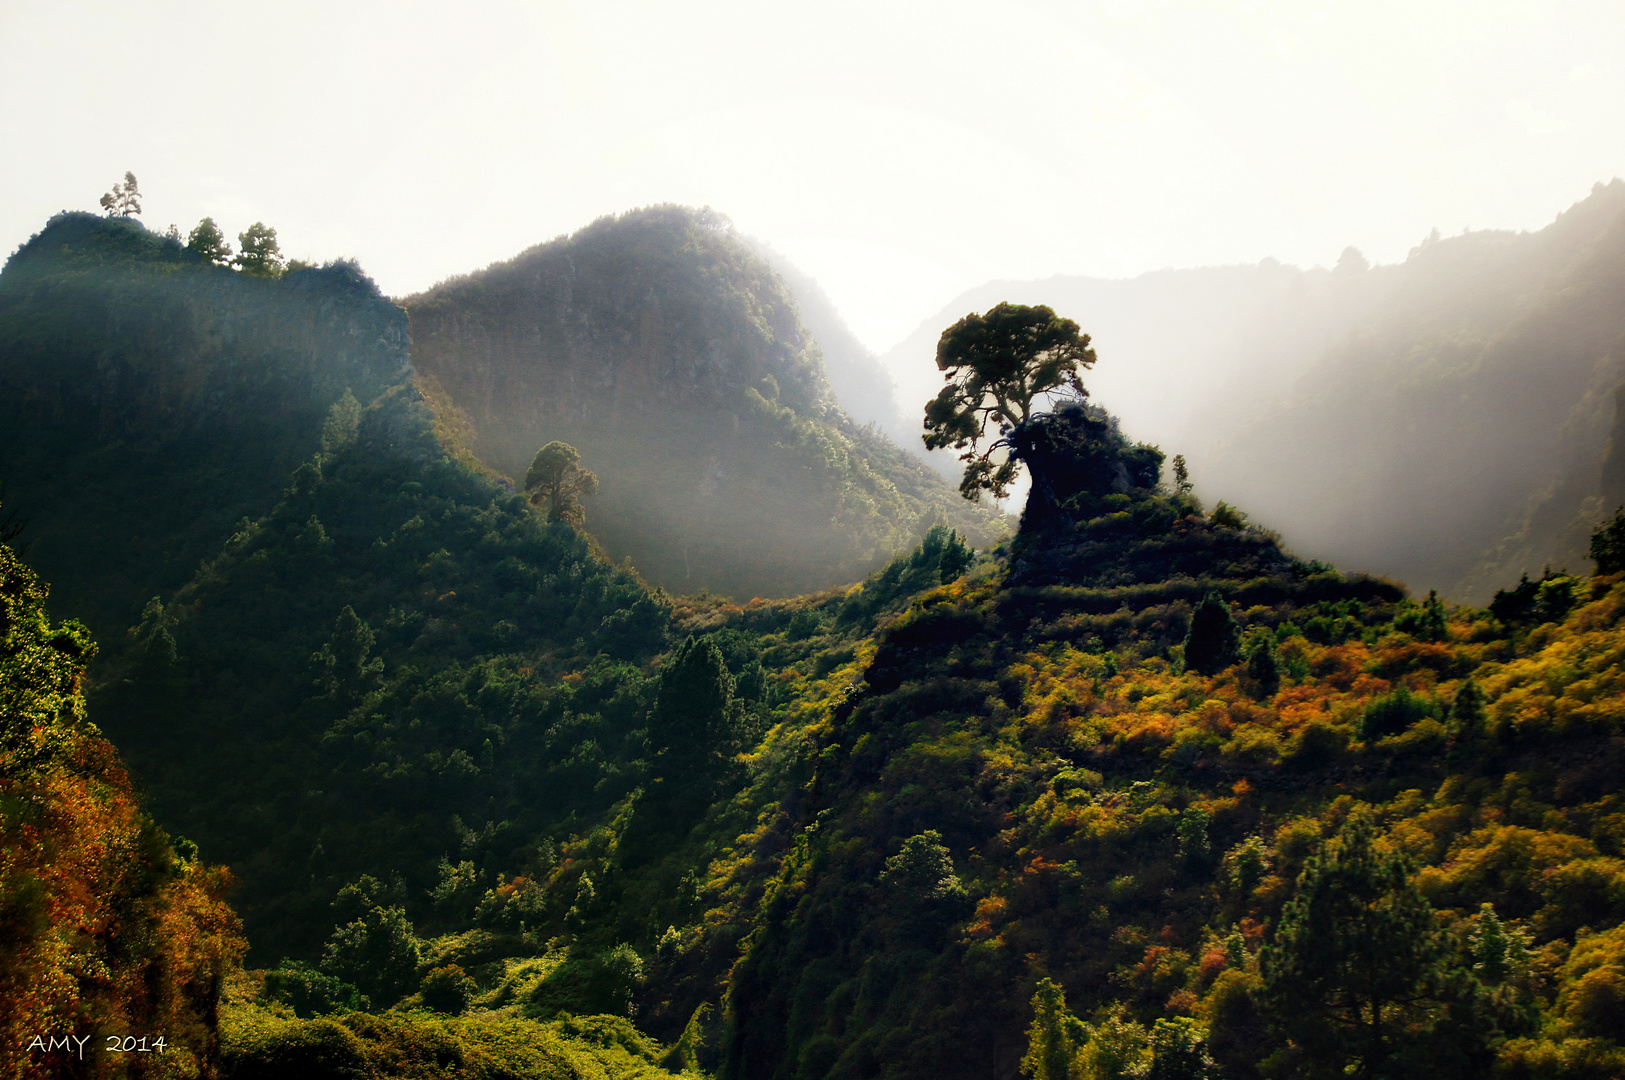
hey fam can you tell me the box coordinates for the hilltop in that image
[402,206,1003,600]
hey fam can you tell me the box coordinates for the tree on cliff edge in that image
[187,217,233,265]
[923,302,1096,501]
[234,221,284,277]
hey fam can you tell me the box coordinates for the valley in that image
[2,200,1624,1080]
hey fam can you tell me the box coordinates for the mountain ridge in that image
[403,204,1004,600]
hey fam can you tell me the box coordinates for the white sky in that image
[3,0,1623,353]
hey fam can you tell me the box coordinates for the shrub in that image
[526,944,644,1018]
[419,964,476,1015]
[1360,685,1437,742]
[263,961,368,1018]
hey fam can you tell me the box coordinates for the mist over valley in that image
[7,5,1625,1071]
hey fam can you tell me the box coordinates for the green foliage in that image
[264,960,370,1017]
[1590,506,1625,575]
[526,944,645,1019]
[311,605,385,705]
[525,440,599,525]
[1171,454,1192,497]
[1359,684,1439,742]
[648,635,743,783]
[11,203,1625,1080]
[1491,570,1580,627]
[1259,811,1456,1078]
[924,302,1096,501]
[880,830,972,940]
[98,170,141,217]
[321,389,362,457]
[1145,1017,1212,1080]
[419,963,477,1014]
[1449,679,1487,742]
[1183,592,1239,675]
[1244,631,1279,697]
[0,541,245,1077]
[223,1011,370,1080]
[235,221,284,277]
[1021,977,1085,1080]
[1208,501,1247,530]
[1076,1007,1150,1080]
[1177,807,1213,867]
[321,903,425,1008]
[187,215,232,264]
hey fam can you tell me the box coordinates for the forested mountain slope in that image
[744,237,911,445]
[0,212,410,648]
[0,540,244,1078]
[4,208,1625,1080]
[402,206,1003,600]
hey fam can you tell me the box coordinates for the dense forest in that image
[2,207,1624,1079]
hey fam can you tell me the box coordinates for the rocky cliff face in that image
[405,205,1002,599]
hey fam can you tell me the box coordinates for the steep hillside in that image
[403,206,1003,600]
[0,539,244,1078]
[6,209,1624,1080]
[472,402,1625,1079]
[0,211,410,649]
[745,237,911,444]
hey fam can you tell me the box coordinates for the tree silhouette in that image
[99,171,141,217]
[647,636,739,782]
[1589,505,1625,574]
[924,302,1095,501]
[1184,592,1240,676]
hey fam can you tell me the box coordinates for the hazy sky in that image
[3,0,1622,353]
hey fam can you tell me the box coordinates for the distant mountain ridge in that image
[1211,179,1625,602]
[743,237,913,445]
[883,180,1625,602]
[403,205,1003,599]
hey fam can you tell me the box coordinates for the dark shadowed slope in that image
[0,211,409,647]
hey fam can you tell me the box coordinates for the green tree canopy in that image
[234,221,284,277]
[647,636,740,781]
[524,440,599,524]
[187,217,233,265]
[320,903,423,1008]
[923,302,1096,501]
[1590,505,1625,574]
[1184,592,1240,676]
[1259,810,1447,1080]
